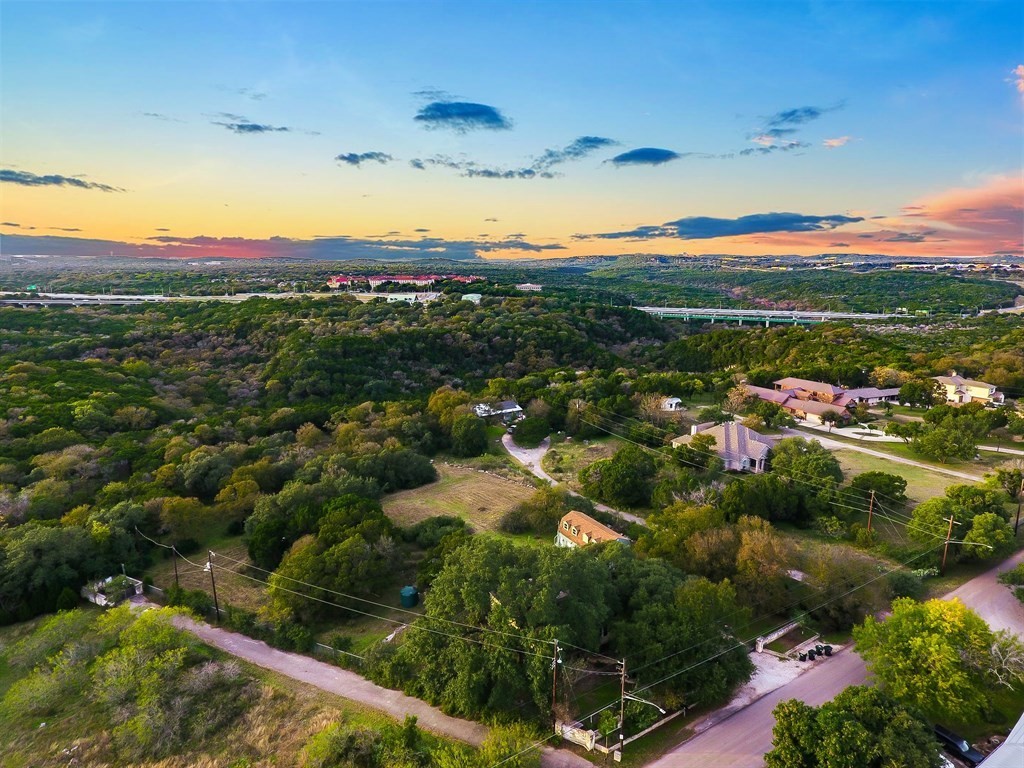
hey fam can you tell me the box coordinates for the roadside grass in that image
[542,436,623,490]
[382,462,535,532]
[0,614,457,768]
[834,449,962,504]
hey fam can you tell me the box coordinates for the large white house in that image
[671,421,773,473]
[933,374,1005,406]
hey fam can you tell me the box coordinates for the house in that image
[473,399,524,422]
[747,384,851,425]
[660,397,683,412]
[327,275,356,289]
[833,387,901,407]
[81,575,144,607]
[555,511,629,548]
[367,275,438,289]
[933,373,1005,406]
[670,421,773,473]
[773,377,846,404]
[516,283,543,292]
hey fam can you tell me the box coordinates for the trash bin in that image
[823,645,833,657]
[798,652,807,662]
[400,586,419,608]
[808,650,816,661]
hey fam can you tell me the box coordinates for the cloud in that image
[1011,65,1024,95]
[409,155,553,179]
[608,148,681,166]
[531,136,617,170]
[237,87,268,101]
[823,136,852,148]
[484,218,499,222]
[142,112,185,123]
[580,211,864,240]
[409,159,426,170]
[54,227,82,232]
[738,141,809,156]
[335,151,393,167]
[765,105,836,127]
[2,222,20,227]
[0,229,567,262]
[414,101,512,131]
[155,227,170,232]
[414,228,430,232]
[214,121,291,134]
[883,232,928,242]
[0,169,123,192]
[829,242,851,247]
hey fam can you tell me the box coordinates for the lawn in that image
[382,462,536,532]
[542,436,624,491]
[834,449,963,505]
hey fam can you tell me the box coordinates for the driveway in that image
[501,434,648,526]
[781,427,985,482]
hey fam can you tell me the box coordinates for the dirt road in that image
[165,610,591,768]
[501,434,648,526]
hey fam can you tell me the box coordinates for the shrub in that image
[512,417,550,448]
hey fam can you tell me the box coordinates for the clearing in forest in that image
[382,462,536,531]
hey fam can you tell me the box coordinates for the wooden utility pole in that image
[867,490,876,533]
[207,551,221,621]
[618,659,627,759]
[551,639,559,719]
[1015,477,1023,536]
[940,516,959,575]
[171,545,180,589]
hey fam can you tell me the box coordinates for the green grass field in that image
[834,449,963,505]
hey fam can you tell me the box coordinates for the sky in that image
[1,0,1022,261]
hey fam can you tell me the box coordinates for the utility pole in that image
[618,658,627,760]
[171,545,180,589]
[867,490,875,534]
[1015,477,1023,536]
[551,639,560,720]
[940,516,960,575]
[207,551,221,621]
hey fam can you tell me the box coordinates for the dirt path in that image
[782,427,985,482]
[501,434,648,526]
[158,607,591,768]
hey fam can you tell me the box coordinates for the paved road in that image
[647,649,868,768]
[782,427,985,482]
[164,608,591,768]
[651,549,1024,768]
[501,434,648,526]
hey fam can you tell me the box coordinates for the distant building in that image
[461,293,483,304]
[747,384,850,425]
[555,511,629,549]
[773,377,846,404]
[327,275,356,288]
[671,421,773,473]
[660,397,683,411]
[367,275,439,289]
[516,283,543,292]
[933,374,1005,405]
[833,387,901,407]
[473,399,524,422]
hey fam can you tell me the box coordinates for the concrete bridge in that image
[635,306,898,325]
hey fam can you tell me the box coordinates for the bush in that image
[404,515,468,548]
[887,570,925,600]
[512,417,550,448]
[167,585,214,616]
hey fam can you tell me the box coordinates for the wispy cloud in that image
[408,135,615,179]
[214,121,291,134]
[142,112,185,123]
[739,141,809,156]
[823,136,852,148]
[335,151,393,167]
[765,105,839,127]
[0,169,123,192]
[743,103,842,155]
[1011,65,1024,96]
[579,211,864,240]
[532,136,618,170]
[608,147,681,166]
[414,101,512,132]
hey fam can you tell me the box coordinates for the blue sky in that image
[1,0,1021,259]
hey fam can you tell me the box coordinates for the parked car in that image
[933,725,985,767]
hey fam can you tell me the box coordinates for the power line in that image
[210,550,615,660]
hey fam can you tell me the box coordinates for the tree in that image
[733,516,792,614]
[765,687,941,768]
[853,598,997,722]
[899,379,942,409]
[820,410,843,433]
[961,512,1015,560]
[512,417,549,449]
[579,445,657,507]
[450,414,487,458]
[804,546,886,632]
[848,471,908,509]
